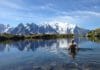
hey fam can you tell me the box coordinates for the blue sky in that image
[0,0,100,29]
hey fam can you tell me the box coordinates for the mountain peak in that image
[0,23,89,35]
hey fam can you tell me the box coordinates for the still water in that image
[0,38,100,70]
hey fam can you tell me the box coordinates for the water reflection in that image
[0,38,100,70]
[0,38,88,52]
[0,39,57,52]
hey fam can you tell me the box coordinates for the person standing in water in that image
[68,39,82,69]
[68,39,78,59]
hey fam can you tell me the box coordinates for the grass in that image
[0,33,74,41]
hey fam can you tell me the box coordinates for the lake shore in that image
[0,33,74,41]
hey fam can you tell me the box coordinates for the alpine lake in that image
[0,37,100,70]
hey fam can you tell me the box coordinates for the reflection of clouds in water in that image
[57,39,69,49]
[0,40,57,52]
[0,38,94,53]
[0,38,100,70]
[0,40,68,53]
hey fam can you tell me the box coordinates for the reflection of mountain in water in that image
[0,38,90,52]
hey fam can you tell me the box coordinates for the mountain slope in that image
[0,24,12,33]
[87,28,100,37]
[0,22,89,35]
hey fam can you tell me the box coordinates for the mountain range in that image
[0,22,89,35]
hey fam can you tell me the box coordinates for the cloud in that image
[39,3,54,9]
[42,15,75,25]
[73,11,100,16]
[0,0,100,28]
[41,10,100,27]
[58,11,100,18]
[0,0,58,15]
[0,0,24,10]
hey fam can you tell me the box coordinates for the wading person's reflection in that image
[68,39,78,59]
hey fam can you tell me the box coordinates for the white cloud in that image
[40,3,54,9]
[74,11,100,16]
[0,0,24,10]
[0,0,100,27]
[59,11,100,17]
[42,10,100,27]
[42,15,76,25]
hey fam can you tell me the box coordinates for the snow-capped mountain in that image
[0,22,89,35]
[46,21,76,34]
[0,24,13,33]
